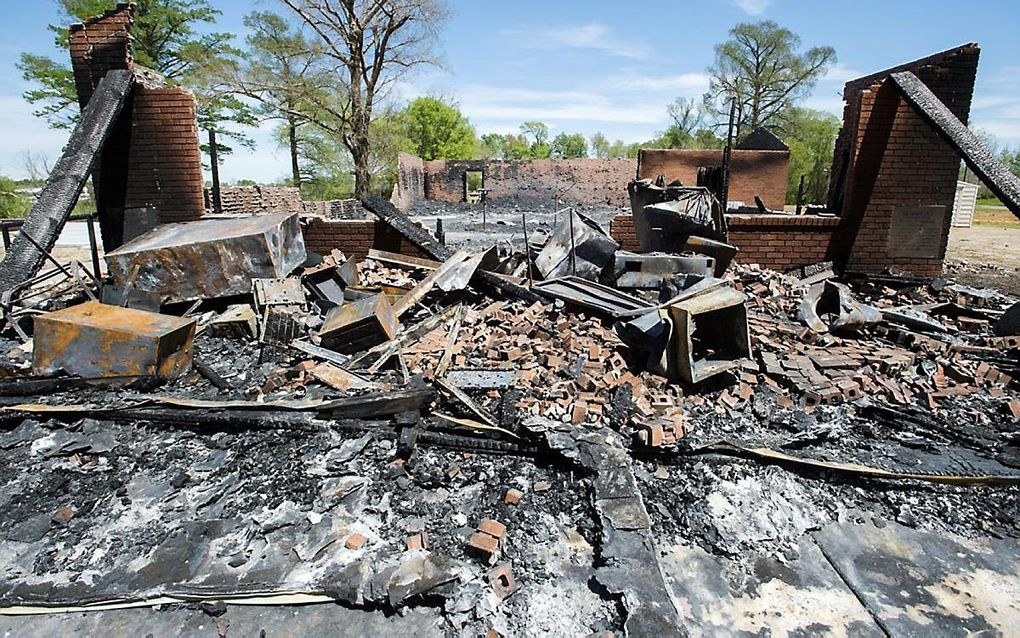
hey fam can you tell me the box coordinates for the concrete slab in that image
[661,537,882,637]
[814,520,1020,637]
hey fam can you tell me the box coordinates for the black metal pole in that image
[795,175,806,215]
[522,211,533,288]
[721,98,736,213]
[1,225,10,250]
[567,206,577,276]
[208,128,222,215]
[86,214,101,279]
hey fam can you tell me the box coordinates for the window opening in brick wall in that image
[463,171,484,203]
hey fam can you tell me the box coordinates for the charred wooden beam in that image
[0,70,134,293]
[890,71,1020,218]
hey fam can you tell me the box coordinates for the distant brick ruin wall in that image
[211,186,370,219]
[610,213,839,272]
[69,3,204,249]
[637,149,790,210]
[829,44,979,278]
[301,217,429,260]
[211,186,303,215]
[391,153,425,210]
[424,158,637,208]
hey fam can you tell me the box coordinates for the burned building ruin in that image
[0,4,1019,636]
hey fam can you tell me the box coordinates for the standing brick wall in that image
[609,213,840,272]
[392,153,426,210]
[211,186,304,215]
[726,215,840,272]
[830,44,979,277]
[301,217,429,260]
[68,3,204,249]
[637,149,790,210]
[425,158,638,208]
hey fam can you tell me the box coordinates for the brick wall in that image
[610,213,840,272]
[301,217,429,260]
[126,87,205,224]
[726,214,840,272]
[424,158,637,207]
[392,153,425,210]
[211,185,304,215]
[68,3,205,249]
[637,149,791,210]
[830,44,979,277]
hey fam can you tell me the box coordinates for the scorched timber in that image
[0,70,134,293]
[890,71,1020,218]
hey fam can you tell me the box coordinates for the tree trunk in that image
[352,131,371,198]
[288,118,301,187]
[208,128,222,215]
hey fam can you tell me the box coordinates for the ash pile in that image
[0,187,1018,636]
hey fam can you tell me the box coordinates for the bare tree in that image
[278,0,447,197]
[19,151,52,184]
[666,97,705,138]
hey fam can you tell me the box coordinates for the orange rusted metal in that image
[33,301,196,379]
[319,295,399,354]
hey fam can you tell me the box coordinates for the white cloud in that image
[731,0,771,16]
[819,63,863,84]
[504,23,650,60]
[969,117,1020,146]
[611,72,711,93]
[0,96,70,178]
[802,91,845,117]
[457,85,665,128]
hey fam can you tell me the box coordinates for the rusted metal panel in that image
[104,212,307,303]
[666,286,750,384]
[319,294,400,354]
[33,301,196,379]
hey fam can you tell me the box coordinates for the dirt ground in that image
[945,209,1020,295]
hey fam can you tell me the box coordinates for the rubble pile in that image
[0,194,1017,635]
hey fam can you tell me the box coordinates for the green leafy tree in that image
[233,11,324,186]
[402,97,478,160]
[280,0,449,198]
[783,107,840,204]
[705,20,835,138]
[590,133,610,158]
[550,132,588,159]
[480,133,509,159]
[520,121,549,146]
[18,0,233,129]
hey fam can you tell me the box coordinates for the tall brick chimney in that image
[68,3,206,249]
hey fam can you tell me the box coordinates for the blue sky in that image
[1,0,1019,183]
